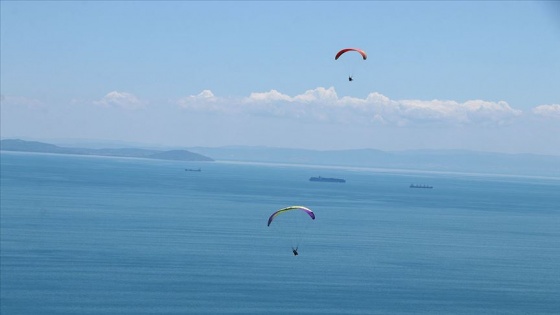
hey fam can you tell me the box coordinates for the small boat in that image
[185,168,201,172]
[410,184,433,189]
[309,176,346,183]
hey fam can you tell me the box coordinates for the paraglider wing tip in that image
[335,48,367,60]
[267,205,314,226]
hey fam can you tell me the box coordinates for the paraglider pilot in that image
[292,247,299,256]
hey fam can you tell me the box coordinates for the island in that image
[0,139,214,162]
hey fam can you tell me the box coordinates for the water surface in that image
[1,152,559,314]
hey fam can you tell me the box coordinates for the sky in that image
[1,1,559,155]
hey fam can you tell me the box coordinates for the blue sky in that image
[1,1,559,154]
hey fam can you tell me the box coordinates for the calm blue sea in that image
[1,152,559,314]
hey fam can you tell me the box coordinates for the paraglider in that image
[267,206,315,255]
[335,48,367,81]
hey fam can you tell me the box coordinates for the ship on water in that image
[409,184,433,189]
[309,176,346,183]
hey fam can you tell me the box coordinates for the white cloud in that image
[176,90,227,112]
[392,99,522,125]
[244,87,339,104]
[246,89,292,102]
[174,87,523,126]
[532,104,560,119]
[93,91,146,109]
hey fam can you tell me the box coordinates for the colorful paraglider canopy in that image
[267,206,315,227]
[335,48,367,60]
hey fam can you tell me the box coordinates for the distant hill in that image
[148,150,213,161]
[0,139,77,154]
[3,139,559,177]
[1,139,214,162]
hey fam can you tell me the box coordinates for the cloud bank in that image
[5,89,554,127]
[176,87,524,126]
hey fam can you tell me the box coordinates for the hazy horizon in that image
[4,136,560,158]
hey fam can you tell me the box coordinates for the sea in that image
[1,152,559,314]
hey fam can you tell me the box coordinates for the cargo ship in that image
[409,184,433,189]
[309,176,346,183]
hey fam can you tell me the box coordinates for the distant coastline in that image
[2,139,560,178]
[0,139,214,162]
